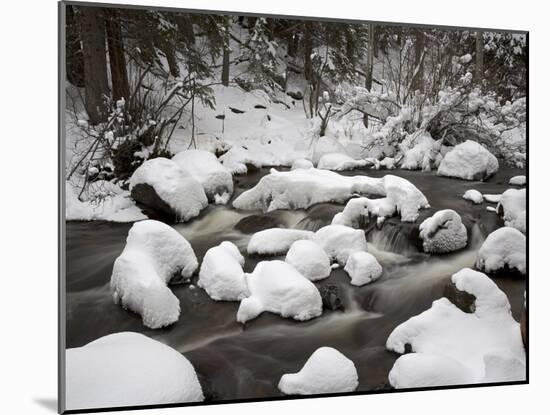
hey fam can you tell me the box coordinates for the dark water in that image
[65,166,526,400]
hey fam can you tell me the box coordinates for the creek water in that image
[65,166,526,400]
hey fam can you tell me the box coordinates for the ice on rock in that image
[476,227,526,275]
[198,241,248,301]
[172,149,233,204]
[237,260,323,323]
[344,251,383,286]
[509,175,526,186]
[317,153,367,171]
[278,347,359,395]
[386,268,525,388]
[291,158,314,170]
[497,188,526,233]
[463,189,483,204]
[313,225,368,266]
[129,157,208,221]
[110,220,198,329]
[66,332,204,410]
[247,228,314,256]
[285,240,331,281]
[437,140,499,180]
[419,209,468,253]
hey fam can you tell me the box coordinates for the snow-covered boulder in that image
[331,198,373,228]
[386,268,525,388]
[237,260,323,323]
[497,188,526,233]
[344,251,383,286]
[285,240,331,281]
[198,241,248,301]
[278,347,358,395]
[66,332,204,410]
[313,225,368,266]
[247,228,314,256]
[317,153,367,171]
[476,227,526,275]
[172,149,233,204]
[379,157,396,170]
[483,193,501,203]
[437,140,499,181]
[400,133,437,171]
[291,158,314,170]
[375,175,430,222]
[110,220,198,329]
[463,189,483,204]
[129,157,208,222]
[418,209,468,253]
[509,175,526,186]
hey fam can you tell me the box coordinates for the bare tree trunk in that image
[363,24,375,128]
[66,5,85,87]
[80,6,109,125]
[475,31,484,84]
[175,14,195,44]
[105,8,129,102]
[304,22,313,81]
[412,29,425,93]
[221,19,230,86]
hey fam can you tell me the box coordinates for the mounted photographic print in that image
[59,1,528,413]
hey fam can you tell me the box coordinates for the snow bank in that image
[497,188,526,233]
[247,228,314,255]
[386,268,525,388]
[237,260,323,323]
[476,227,526,275]
[437,140,499,180]
[278,347,358,395]
[463,189,483,204]
[198,241,248,301]
[418,209,468,253]
[110,220,198,328]
[344,251,383,286]
[172,149,233,204]
[285,240,331,281]
[291,158,314,170]
[66,332,204,410]
[313,225,368,265]
[317,153,367,171]
[129,158,208,222]
[509,175,526,186]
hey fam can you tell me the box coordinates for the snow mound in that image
[419,209,468,253]
[317,153,367,171]
[476,227,526,275]
[129,157,208,222]
[172,149,233,204]
[484,194,502,203]
[437,140,499,180]
[463,189,483,204]
[237,260,323,323]
[291,158,314,170]
[386,268,525,388]
[379,175,430,222]
[344,251,383,286]
[247,228,314,256]
[509,175,526,186]
[110,220,198,328]
[497,188,526,233]
[198,241,248,301]
[313,225,368,265]
[380,157,396,169]
[400,133,437,171]
[278,347,359,395]
[285,240,331,281]
[66,332,203,410]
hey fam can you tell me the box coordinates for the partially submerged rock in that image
[437,140,499,181]
[476,227,526,275]
[344,251,383,286]
[497,188,526,234]
[418,209,468,253]
[317,153,367,171]
[313,225,368,266]
[463,189,483,204]
[247,228,314,256]
[285,240,331,281]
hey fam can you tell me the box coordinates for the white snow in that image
[386,268,525,388]
[344,251,383,286]
[129,157,208,222]
[418,209,468,253]
[476,227,526,275]
[317,153,367,171]
[382,174,431,222]
[379,157,396,169]
[110,220,198,329]
[484,193,502,203]
[236,260,323,323]
[463,189,484,204]
[247,228,314,256]
[291,158,314,170]
[313,225,368,265]
[198,241,249,301]
[278,347,359,395]
[285,240,331,281]
[66,332,204,410]
[509,175,526,186]
[497,188,526,233]
[437,140,499,180]
[172,149,233,204]
[400,133,437,171]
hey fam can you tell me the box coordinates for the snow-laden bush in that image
[497,188,526,234]
[317,153,367,171]
[419,209,468,253]
[399,132,439,171]
[476,227,526,275]
[344,251,383,286]
[313,225,368,266]
[247,228,314,256]
[437,140,499,181]
[285,240,331,281]
[463,189,483,204]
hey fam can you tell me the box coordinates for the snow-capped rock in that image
[463,189,483,204]
[437,140,499,181]
[484,194,502,203]
[110,220,198,329]
[344,251,383,286]
[129,157,208,221]
[291,158,314,170]
[317,153,367,171]
[497,188,526,233]
[476,227,526,275]
[198,241,248,301]
[278,347,359,395]
[379,157,396,169]
[419,209,468,253]
[509,175,526,186]
[247,228,314,256]
[237,260,323,323]
[313,225,368,266]
[400,133,437,171]
[285,240,331,281]
[381,175,430,222]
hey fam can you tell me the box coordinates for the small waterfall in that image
[294,204,344,231]
[368,223,419,256]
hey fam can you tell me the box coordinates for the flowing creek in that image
[65,166,526,400]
